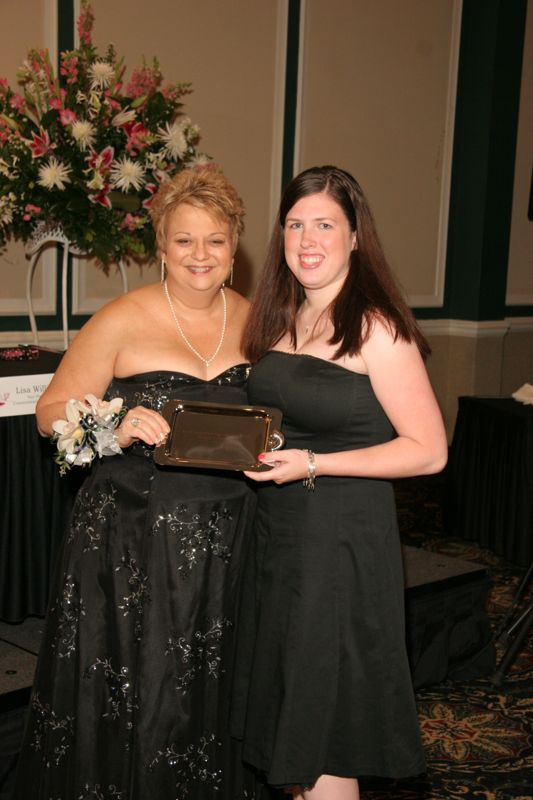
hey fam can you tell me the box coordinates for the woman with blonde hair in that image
[15,166,264,799]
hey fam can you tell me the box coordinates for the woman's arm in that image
[245,319,447,484]
[36,298,169,447]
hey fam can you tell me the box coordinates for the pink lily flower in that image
[142,183,157,209]
[125,122,150,155]
[89,183,112,209]
[86,145,114,173]
[30,127,51,158]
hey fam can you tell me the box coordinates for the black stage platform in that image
[403,545,495,688]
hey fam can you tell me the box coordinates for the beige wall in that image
[426,329,508,439]
[426,323,533,440]
[501,328,533,395]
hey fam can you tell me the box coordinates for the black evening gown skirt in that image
[230,352,426,788]
[15,367,265,800]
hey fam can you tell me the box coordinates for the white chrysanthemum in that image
[89,60,115,89]
[111,108,137,127]
[0,158,15,179]
[157,121,187,159]
[181,116,200,140]
[0,192,16,226]
[37,157,71,190]
[144,151,166,170]
[110,156,145,192]
[189,154,211,167]
[87,91,102,116]
[71,119,96,150]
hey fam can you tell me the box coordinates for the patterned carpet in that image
[360,476,533,800]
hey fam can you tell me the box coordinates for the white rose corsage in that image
[51,394,126,475]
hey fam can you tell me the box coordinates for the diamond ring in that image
[131,417,141,427]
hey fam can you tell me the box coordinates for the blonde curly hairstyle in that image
[149,165,245,253]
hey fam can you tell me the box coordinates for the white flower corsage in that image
[51,393,126,475]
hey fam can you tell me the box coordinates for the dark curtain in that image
[0,350,83,621]
[446,397,533,567]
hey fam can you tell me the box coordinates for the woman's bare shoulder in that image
[226,288,250,317]
[89,283,160,324]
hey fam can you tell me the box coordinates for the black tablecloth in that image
[447,396,533,567]
[0,349,83,621]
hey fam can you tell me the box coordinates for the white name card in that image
[0,373,54,417]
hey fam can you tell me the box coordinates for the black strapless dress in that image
[15,366,264,800]
[230,352,426,787]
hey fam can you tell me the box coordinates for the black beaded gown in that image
[15,366,264,800]
[230,352,426,788]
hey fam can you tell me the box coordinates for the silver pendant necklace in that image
[163,279,227,367]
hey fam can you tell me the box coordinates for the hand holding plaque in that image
[153,400,284,471]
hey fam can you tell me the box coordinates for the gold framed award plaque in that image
[153,400,284,471]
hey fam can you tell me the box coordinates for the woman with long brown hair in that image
[231,165,447,799]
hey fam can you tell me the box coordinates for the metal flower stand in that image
[26,226,128,351]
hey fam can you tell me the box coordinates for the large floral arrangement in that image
[0,1,206,268]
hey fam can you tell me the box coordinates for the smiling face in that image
[283,192,357,294]
[162,202,233,293]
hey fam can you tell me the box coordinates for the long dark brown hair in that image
[243,165,429,362]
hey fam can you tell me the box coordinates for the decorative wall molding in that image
[420,319,512,338]
[0,247,57,316]
[73,0,81,47]
[292,1,462,312]
[269,0,290,224]
[0,328,79,350]
[70,259,130,315]
[505,316,533,333]
[0,1,59,318]
[44,0,58,68]
[291,0,306,177]
[407,0,462,310]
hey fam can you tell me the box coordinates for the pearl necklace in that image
[163,280,227,367]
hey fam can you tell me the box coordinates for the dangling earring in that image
[229,260,234,287]
[160,258,166,283]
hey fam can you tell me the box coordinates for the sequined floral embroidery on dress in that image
[76,784,125,800]
[49,577,85,658]
[146,733,222,795]
[132,377,183,412]
[84,657,138,725]
[67,484,117,551]
[166,616,232,693]
[29,694,75,768]
[115,550,151,641]
[152,504,233,574]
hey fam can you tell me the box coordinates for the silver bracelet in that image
[302,449,316,491]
